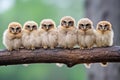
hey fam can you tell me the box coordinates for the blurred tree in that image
[85,0,120,80]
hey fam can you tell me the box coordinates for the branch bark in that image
[0,46,120,67]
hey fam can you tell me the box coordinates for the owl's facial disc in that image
[9,26,21,34]
[42,23,54,31]
[61,20,74,28]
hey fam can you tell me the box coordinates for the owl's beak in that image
[46,26,49,31]
[102,26,104,30]
[14,29,17,33]
[30,27,33,31]
[83,26,87,31]
[46,26,49,30]
[66,23,69,28]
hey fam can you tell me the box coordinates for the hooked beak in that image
[102,26,104,30]
[46,26,49,31]
[30,27,33,31]
[66,23,69,28]
[13,29,17,34]
[83,26,86,31]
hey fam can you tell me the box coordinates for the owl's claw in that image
[43,46,48,49]
[80,47,84,50]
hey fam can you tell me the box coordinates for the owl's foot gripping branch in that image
[0,46,120,67]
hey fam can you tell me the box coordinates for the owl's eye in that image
[79,24,84,29]
[86,24,90,26]
[63,21,66,24]
[27,25,30,28]
[98,25,102,30]
[68,21,72,24]
[99,25,102,28]
[80,24,84,26]
[16,27,21,32]
[104,25,109,30]
[32,25,36,28]
[16,27,20,30]
[86,24,91,29]
[68,21,73,26]
[11,27,14,30]
[104,24,108,28]
[43,24,46,27]
[49,24,53,27]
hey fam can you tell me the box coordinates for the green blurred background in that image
[0,0,86,80]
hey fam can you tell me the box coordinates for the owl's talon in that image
[31,47,35,50]
[43,46,48,49]
[80,47,84,50]
[8,49,12,51]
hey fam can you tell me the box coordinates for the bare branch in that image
[0,46,120,67]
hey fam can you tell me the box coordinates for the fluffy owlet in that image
[96,21,114,67]
[22,21,40,50]
[58,16,77,49]
[3,22,22,51]
[77,18,96,68]
[39,19,58,49]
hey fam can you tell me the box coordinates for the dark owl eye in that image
[105,24,108,27]
[16,27,21,32]
[98,25,102,30]
[86,24,91,28]
[68,21,72,24]
[49,24,53,27]
[63,21,66,24]
[11,27,14,30]
[79,24,84,29]
[86,24,90,26]
[27,25,30,28]
[80,24,84,26]
[99,25,102,28]
[68,21,73,26]
[42,24,46,27]
[16,27,20,30]
[32,25,36,28]
[104,25,109,30]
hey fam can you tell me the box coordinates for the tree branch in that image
[0,46,120,67]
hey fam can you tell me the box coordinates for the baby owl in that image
[39,19,58,49]
[3,22,22,51]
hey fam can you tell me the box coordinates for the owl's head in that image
[8,22,22,34]
[96,21,112,32]
[77,18,93,31]
[23,21,38,32]
[60,16,75,28]
[40,19,56,31]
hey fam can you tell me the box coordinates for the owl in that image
[95,21,113,47]
[22,21,40,50]
[39,19,58,49]
[96,21,114,66]
[3,22,22,51]
[77,18,96,49]
[58,16,77,49]
[77,18,96,68]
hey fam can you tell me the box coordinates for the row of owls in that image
[3,16,114,51]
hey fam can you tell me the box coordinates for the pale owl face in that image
[78,18,93,31]
[60,16,75,28]
[97,21,112,32]
[40,19,56,31]
[23,21,38,31]
[8,22,22,34]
